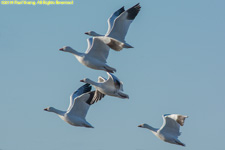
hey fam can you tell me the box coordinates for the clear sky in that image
[1,0,225,150]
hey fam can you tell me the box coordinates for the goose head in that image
[138,123,158,132]
[84,31,100,36]
[80,78,91,84]
[59,46,74,53]
[138,123,148,128]
[44,107,54,112]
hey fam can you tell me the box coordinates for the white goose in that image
[80,72,129,103]
[60,37,121,73]
[44,84,104,128]
[138,114,188,146]
[85,3,141,51]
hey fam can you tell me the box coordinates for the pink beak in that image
[59,48,64,51]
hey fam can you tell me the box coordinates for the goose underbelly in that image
[81,56,105,70]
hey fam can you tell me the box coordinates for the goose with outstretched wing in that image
[80,72,129,104]
[59,37,118,73]
[44,84,104,128]
[138,114,188,146]
[85,3,141,51]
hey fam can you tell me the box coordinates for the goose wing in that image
[87,76,107,104]
[68,90,104,118]
[98,76,107,83]
[67,84,92,112]
[106,3,141,42]
[106,72,123,91]
[106,6,125,37]
[90,90,105,104]
[160,114,188,137]
[85,37,110,63]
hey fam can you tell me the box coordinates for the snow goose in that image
[138,114,188,146]
[44,84,104,128]
[80,72,129,103]
[59,37,120,73]
[85,3,141,51]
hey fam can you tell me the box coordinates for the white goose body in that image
[80,72,129,104]
[138,114,188,146]
[60,37,117,73]
[44,84,104,128]
[85,3,141,51]
[76,54,108,71]
[53,108,92,127]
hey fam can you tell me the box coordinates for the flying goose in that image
[44,84,104,128]
[85,3,141,51]
[59,37,120,73]
[80,72,129,104]
[138,114,188,146]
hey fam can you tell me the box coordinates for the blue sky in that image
[1,0,225,150]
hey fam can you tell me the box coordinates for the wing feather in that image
[98,76,106,83]
[160,114,188,137]
[107,72,123,90]
[67,84,92,112]
[106,3,141,42]
[68,90,105,118]
[85,37,110,63]
[106,6,125,36]
[90,91,105,104]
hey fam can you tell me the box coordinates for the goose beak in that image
[59,48,64,51]
[44,108,48,111]
[138,125,142,127]
[84,32,88,35]
[80,80,84,82]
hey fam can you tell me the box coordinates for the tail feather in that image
[175,140,185,147]
[104,65,116,73]
[118,92,129,99]
[124,42,134,48]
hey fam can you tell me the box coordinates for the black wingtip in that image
[114,6,125,17]
[132,3,141,9]
[85,91,95,105]
[83,83,92,91]
[126,3,141,20]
